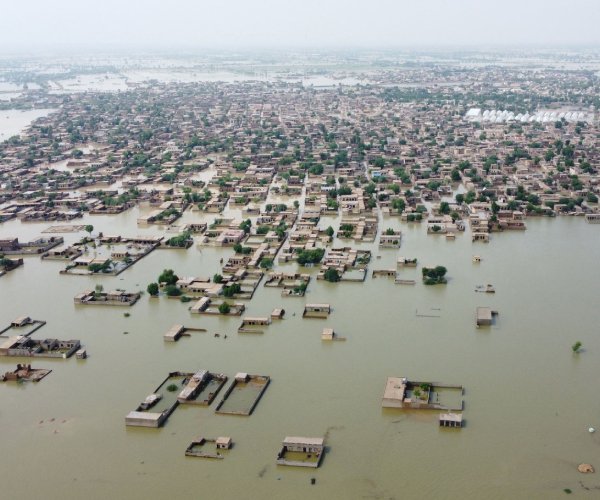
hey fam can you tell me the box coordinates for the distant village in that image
[0,64,598,234]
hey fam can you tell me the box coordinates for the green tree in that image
[572,341,582,353]
[218,302,231,314]
[239,219,252,234]
[297,248,325,265]
[158,269,178,285]
[147,282,159,296]
[164,285,182,297]
[324,268,341,282]
[392,198,405,212]
[223,283,241,298]
[260,258,274,269]
[84,224,94,236]
[465,191,476,204]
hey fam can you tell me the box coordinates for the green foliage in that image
[324,268,341,282]
[147,282,159,296]
[84,224,94,234]
[465,191,477,204]
[392,198,406,212]
[223,283,241,298]
[292,282,308,295]
[164,285,182,297]
[213,274,223,283]
[239,219,252,234]
[422,266,447,285]
[297,248,325,265]
[166,383,178,392]
[88,260,112,273]
[218,302,231,314]
[308,163,324,175]
[373,157,386,168]
[572,341,582,353]
[166,231,191,248]
[260,258,274,269]
[233,243,252,255]
[325,226,335,237]
[158,269,178,285]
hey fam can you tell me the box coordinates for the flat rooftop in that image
[283,437,324,446]
[476,307,492,321]
[383,377,407,401]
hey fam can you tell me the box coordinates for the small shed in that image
[321,328,335,340]
[216,437,232,449]
[164,324,185,342]
[271,308,285,319]
[476,307,494,327]
[439,413,463,428]
[11,316,31,327]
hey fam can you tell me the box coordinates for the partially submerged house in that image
[381,376,464,411]
[303,303,331,318]
[276,437,325,468]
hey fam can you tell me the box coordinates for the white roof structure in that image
[465,108,593,124]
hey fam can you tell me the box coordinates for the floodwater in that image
[0,200,599,499]
[48,75,130,93]
[123,69,365,87]
[0,109,56,139]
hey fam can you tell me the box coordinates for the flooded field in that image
[0,108,56,139]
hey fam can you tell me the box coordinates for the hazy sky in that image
[2,0,600,51]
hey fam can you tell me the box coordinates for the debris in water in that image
[578,463,595,473]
